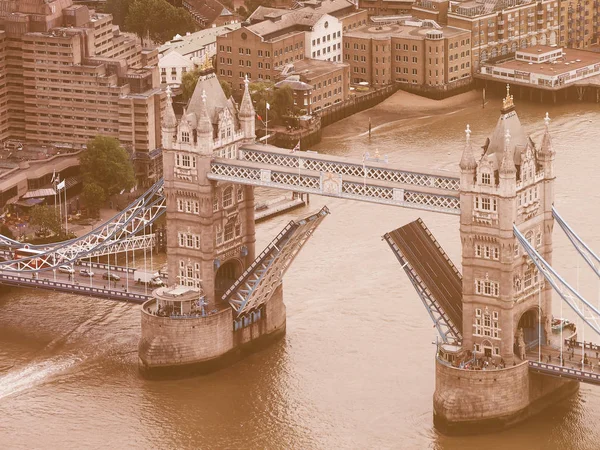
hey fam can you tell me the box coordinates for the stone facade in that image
[433,87,576,432]
[139,285,286,377]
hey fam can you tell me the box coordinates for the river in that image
[1,91,600,449]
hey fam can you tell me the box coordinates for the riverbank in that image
[320,89,482,141]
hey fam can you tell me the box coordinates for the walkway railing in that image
[0,273,151,303]
[529,360,600,386]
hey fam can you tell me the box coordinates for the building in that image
[0,0,164,186]
[158,23,242,60]
[448,0,559,72]
[275,58,350,113]
[478,45,600,89]
[160,65,256,293]
[358,0,414,16]
[216,0,364,94]
[344,19,471,90]
[559,0,600,49]
[182,0,239,28]
[412,0,559,72]
[158,24,242,86]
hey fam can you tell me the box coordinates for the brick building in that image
[275,58,350,113]
[216,0,364,94]
[413,0,559,72]
[358,0,414,16]
[344,19,471,90]
[0,0,164,185]
[559,0,600,49]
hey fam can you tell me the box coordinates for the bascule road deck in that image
[387,219,463,333]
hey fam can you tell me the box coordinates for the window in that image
[475,279,500,297]
[473,308,500,339]
[182,131,190,143]
[224,223,234,242]
[482,172,491,185]
[213,195,218,212]
[237,186,244,202]
[222,186,234,208]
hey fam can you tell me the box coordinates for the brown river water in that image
[1,91,600,449]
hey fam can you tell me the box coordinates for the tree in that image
[182,67,201,102]
[0,223,14,240]
[220,79,232,99]
[81,183,106,217]
[249,82,296,125]
[126,0,196,46]
[29,205,62,236]
[105,0,133,27]
[80,136,136,198]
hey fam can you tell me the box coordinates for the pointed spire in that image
[459,124,477,171]
[500,129,516,175]
[540,111,554,156]
[239,75,255,118]
[501,83,515,114]
[198,89,212,135]
[163,85,177,130]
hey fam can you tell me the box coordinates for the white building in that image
[159,51,195,86]
[158,23,242,86]
[306,14,343,63]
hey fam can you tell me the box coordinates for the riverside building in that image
[0,0,164,185]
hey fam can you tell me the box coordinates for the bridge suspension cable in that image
[514,224,600,337]
[552,206,600,280]
[0,180,166,272]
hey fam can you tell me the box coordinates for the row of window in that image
[311,32,340,47]
[475,279,500,297]
[311,43,340,58]
[216,221,242,245]
[177,198,199,214]
[213,186,244,212]
[475,244,500,260]
[474,196,498,212]
[175,153,196,168]
[474,308,500,339]
[518,186,539,206]
[178,260,201,288]
[178,232,201,249]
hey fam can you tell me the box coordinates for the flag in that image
[50,170,56,184]
[57,180,66,191]
[257,114,262,122]
[291,140,300,153]
[266,102,270,110]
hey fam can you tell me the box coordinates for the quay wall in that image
[138,284,286,377]
[433,358,578,434]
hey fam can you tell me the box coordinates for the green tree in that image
[181,67,201,102]
[105,0,133,27]
[249,82,295,125]
[0,223,14,240]
[220,79,232,99]
[126,0,196,46]
[29,205,62,236]
[80,136,136,198]
[81,183,106,217]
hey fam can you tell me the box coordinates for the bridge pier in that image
[433,358,578,434]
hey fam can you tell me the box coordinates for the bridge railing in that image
[529,360,600,385]
[0,273,150,303]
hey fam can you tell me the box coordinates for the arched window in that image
[223,187,234,208]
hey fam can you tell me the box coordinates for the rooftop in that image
[158,23,242,57]
[345,19,468,40]
[486,46,600,77]
[283,58,348,80]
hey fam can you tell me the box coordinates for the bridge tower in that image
[433,86,578,432]
[138,69,293,377]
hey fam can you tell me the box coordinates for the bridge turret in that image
[459,86,552,363]
[162,86,177,149]
[239,75,256,143]
[196,90,214,154]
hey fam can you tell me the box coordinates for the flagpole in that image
[64,182,68,235]
[57,175,62,229]
[265,103,268,146]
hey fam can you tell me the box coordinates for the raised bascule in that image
[2,75,600,432]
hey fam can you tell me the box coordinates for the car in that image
[79,269,94,277]
[58,265,75,274]
[102,272,120,281]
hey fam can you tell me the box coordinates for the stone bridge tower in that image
[458,86,555,362]
[433,87,577,433]
[161,70,257,309]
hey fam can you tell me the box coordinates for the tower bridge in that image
[1,69,600,432]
